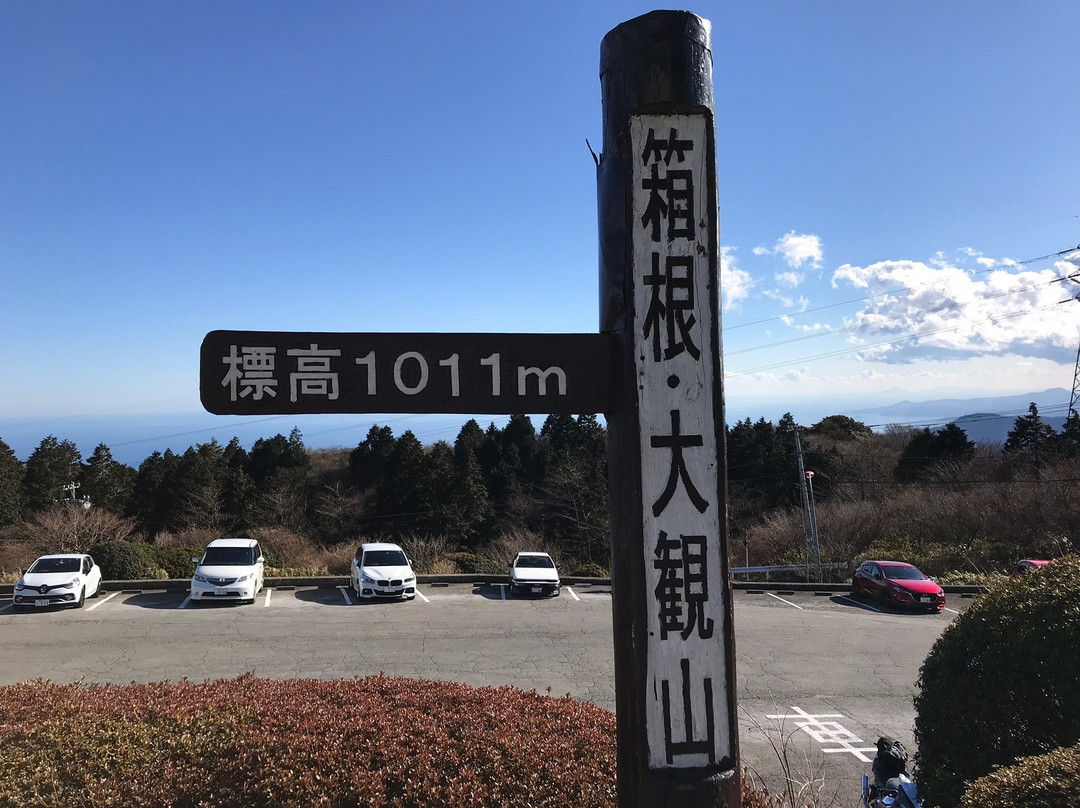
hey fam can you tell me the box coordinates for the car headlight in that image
[14,579,26,590]
[360,574,376,583]
[193,574,208,583]
[59,578,81,589]
[235,573,251,583]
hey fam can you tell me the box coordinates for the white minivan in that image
[190,538,265,604]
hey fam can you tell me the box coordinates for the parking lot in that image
[0,581,971,796]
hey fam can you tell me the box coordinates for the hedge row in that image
[0,674,617,807]
[960,743,1080,807]
[915,554,1080,807]
[89,541,200,580]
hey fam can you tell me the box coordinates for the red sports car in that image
[852,560,945,612]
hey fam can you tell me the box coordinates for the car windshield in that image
[363,550,408,567]
[201,547,255,566]
[27,557,80,574]
[883,565,926,580]
[515,556,555,569]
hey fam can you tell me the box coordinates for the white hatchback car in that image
[350,542,416,600]
[508,551,560,597]
[190,538,265,604]
[13,553,102,609]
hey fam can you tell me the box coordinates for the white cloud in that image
[753,231,823,271]
[830,254,1080,363]
[776,270,804,288]
[720,245,754,310]
[776,231,823,269]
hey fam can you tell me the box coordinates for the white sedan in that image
[13,554,102,609]
[508,552,560,597]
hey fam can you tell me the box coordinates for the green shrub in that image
[0,675,618,807]
[914,555,1080,807]
[145,545,200,578]
[960,742,1080,808]
[90,542,158,580]
[567,561,609,578]
[90,542,199,580]
[445,551,503,575]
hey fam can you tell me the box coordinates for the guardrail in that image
[0,573,990,598]
[732,562,850,581]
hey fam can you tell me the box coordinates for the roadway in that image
[0,582,969,802]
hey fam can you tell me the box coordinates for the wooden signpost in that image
[201,11,736,807]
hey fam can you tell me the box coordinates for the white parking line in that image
[178,596,191,609]
[500,584,507,601]
[837,595,884,613]
[263,589,272,607]
[86,591,120,611]
[565,586,580,601]
[944,606,959,614]
[414,589,429,603]
[0,602,13,614]
[338,586,353,605]
[766,592,803,610]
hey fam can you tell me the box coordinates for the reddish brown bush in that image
[0,674,618,807]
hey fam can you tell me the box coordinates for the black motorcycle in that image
[861,737,922,808]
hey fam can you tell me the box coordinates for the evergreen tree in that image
[23,435,82,511]
[349,425,396,491]
[373,430,431,536]
[80,443,136,514]
[1003,403,1057,458]
[222,436,249,469]
[1054,411,1080,458]
[452,419,485,465]
[247,431,309,486]
[807,414,873,442]
[0,437,25,526]
[895,423,975,482]
[129,450,181,535]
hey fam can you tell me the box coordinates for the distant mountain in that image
[852,388,1071,420]
[850,388,1070,445]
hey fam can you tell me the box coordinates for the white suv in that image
[190,538,265,604]
[351,542,416,600]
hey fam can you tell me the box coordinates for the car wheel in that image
[851,580,861,598]
[74,586,86,609]
[91,582,101,598]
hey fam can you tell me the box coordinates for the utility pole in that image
[793,429,817,583]
[805,470,821,582]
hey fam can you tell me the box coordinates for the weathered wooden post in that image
[598,11,738,807]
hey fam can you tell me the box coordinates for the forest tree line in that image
[1,405,1079,579]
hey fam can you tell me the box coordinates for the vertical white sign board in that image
[630,113,730,769]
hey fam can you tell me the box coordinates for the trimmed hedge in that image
[0,675,617,807]
[960,743,1080,807]
[914,554,1080,807]
[90,542,200,580]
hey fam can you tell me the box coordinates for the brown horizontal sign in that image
[200,330,612,416]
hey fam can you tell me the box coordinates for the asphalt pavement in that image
[0,582,970,802]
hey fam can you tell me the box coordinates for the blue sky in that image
[3,1,1079,462]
